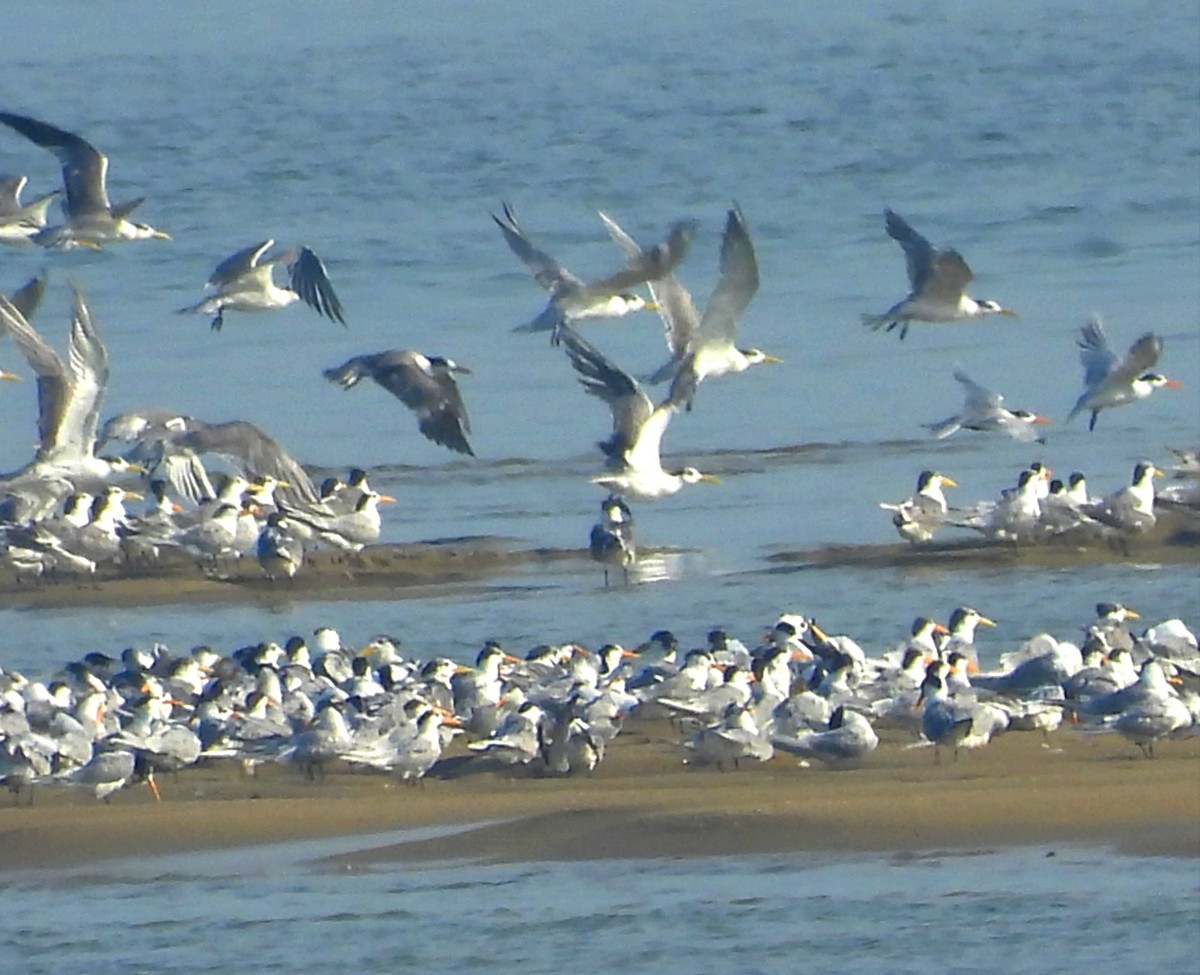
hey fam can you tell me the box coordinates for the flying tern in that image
[1067,316,1179,430]
[863,209,1017,339]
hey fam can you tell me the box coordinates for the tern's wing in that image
[1114,332,1164,382]
[493,203,585,293]
[953,368,1002,413]
[59,287,109,458]
[0,112,110,215]
[696,204,760,346]
[884,209,936,288]
[207,240,274,287]
[598,210,700,363]
[175,420,318,503]
[7,272,48,321]
[0,293,68,458]
[583,218,696,298]
[559,324,654,463]
[343,351,474,456]
[287,247,345,325]
[1076,316,1120,389]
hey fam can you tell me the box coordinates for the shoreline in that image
[2,718,1196,872]
[1,509,1196,610]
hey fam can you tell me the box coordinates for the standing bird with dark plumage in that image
[863,209,1017,340]
[324,350,474,456]
[589,494,636,585]
[0,111,169,248]
[177,239,344,331]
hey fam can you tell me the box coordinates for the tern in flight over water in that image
[1066,316,1179,431]
[324,349,474,456]
[0,111,170,248]
[863,209,1017,339]
[177,239,344,330]
[493,202,695,343]
[559,324,719,501]
[599,203,778,409]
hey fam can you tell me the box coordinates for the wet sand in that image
[1,717,1196,872]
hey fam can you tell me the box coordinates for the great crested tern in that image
[324,349,474,456]
[177,240,344,331]
[1067,316,1180,430]
[0,286,135,518]
[558,323,719,500]
[589,493,636,585]
[280,488,395,552]
[924,368,1050,443]
[599,204,778,409]
[493,202,695,342]
[1081,461,1161,536]
[879,470,957,543]
[0,174,60,245]
[863,209,1017,340]
[0,111,170,248]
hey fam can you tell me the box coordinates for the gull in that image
[598,204,778,408]
[879,470,957,543]
[924,369,1050,443]
[0,111,169,248]
[1067,316,1180,430]
[324,350,473,455]
[863,209,1017,340]
[589,493,636,585]
[493,201,695,342]
[559,323,719,500]
[177,240,344,331]
[0,174,60,245]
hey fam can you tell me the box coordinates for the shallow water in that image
[0,2,1198,968]
[2,836,1198,975]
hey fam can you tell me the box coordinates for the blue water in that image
[2,836,1198,975]
[1,2,1198,969]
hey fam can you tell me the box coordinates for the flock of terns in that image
[0,601,1197,804]
[0,107,1192,587]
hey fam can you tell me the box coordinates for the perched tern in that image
[1067,316,1180,430]
[863,209,1017,339]
[324,350,474,456]
[0,111,169,248]
[1082,462,1161,536]
[924,369,1050,443]
[0,174,60,245]
[177,240,344,331]
[599,204,777,408]
[879,470,957,543]
[558,323,719,500]
[589,494,636,585]
[493,202,695,343]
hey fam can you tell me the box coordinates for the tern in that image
[924,369,1050,442]
[1082,462,1161,537]
[599,204,778,409]
[177,239,344,331]
[879,470,957,543]
[324,349,473,455]
[0,174,60,245]
[0,286,141,520]
[863,209,1017,339]
[493,202,695,342]
[589,493,636,585]
[1067,316,1180,430]
[558,324,719,500]
[0,111,169,248]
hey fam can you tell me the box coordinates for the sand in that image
[1,717,1196,872]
